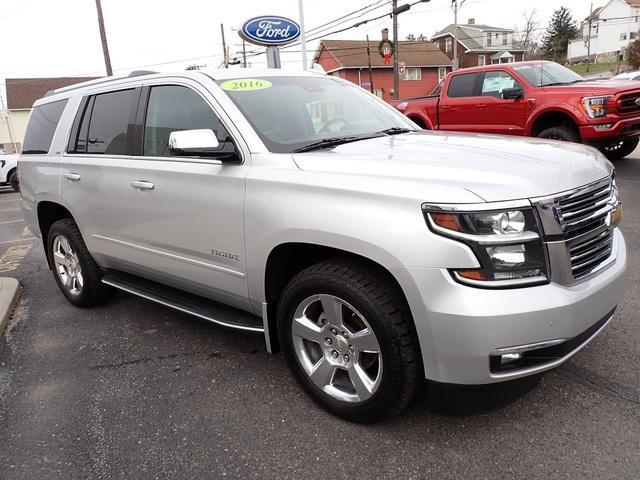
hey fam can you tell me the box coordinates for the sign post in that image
[239,16,301,69]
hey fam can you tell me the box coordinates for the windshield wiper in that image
[378,127,413,135]
[292,135,380,153]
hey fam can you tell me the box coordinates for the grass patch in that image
[569,61,627,76]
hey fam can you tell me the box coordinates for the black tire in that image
[277,259,422,423]
[599,138,639,160]
[537,125,580,142]
[47,218,112,308]
[8,170,18,192]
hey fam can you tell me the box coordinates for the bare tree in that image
[515,9,540,59]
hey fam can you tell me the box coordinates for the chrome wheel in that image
[52,235,83,295]
[291,294,383,403]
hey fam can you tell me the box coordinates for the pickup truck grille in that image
[556,179,615,280]
[617,91,640,116]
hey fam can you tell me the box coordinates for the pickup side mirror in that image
[168,129,241,163]
[502,87,524,100]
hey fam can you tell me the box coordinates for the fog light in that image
[487,244,526,267]
[594,123,613,131]
[500,353,522,366]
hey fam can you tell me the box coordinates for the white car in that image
[612,70,640,82]
[0,153,19,191]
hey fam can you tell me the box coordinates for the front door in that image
[126,81,250,310]
[477,70,528,135]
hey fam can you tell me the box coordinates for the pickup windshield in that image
[216,76,412,153]
[514,63,585,87]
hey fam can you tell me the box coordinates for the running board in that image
[102,271,264,333]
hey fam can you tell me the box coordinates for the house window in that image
[445,37,452,53]
[502,33,508,45]
[487,33,492,47]
[621,33,628,41]
[403,67,421,80]
[438,67,447,82]
[632,32,637,40]
[478,55,486,66]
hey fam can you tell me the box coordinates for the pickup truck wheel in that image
[599,138,639,160]
[8,170,19,192]
[47,218,112,308]
[537,126,579,142]
[277,259,421,423]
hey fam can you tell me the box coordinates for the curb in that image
[0,277,20,335]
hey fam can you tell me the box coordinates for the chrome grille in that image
[533,176,618,284]
[557,179,615,280]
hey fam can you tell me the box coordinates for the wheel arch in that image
[262,242,418,358]
[527,108,581,138]
[407,114,432,130]
[37,201,74,269]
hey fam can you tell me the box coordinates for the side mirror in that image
[168,129,220,155]
[502,87,524,100]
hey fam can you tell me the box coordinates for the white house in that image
[568,0,640,62]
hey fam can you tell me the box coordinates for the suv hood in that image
[292,131,612,202]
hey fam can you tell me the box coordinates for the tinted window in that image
[448,73,479,98]
[143,85,231,157]
[22,100,68,154]
[481,71,521,98]
[80,89,134,155]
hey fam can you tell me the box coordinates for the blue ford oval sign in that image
[240,16,301,46]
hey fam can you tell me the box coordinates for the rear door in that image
[61,88,141,270]
[438,72,486,132]
[126,79,250,310]
[477,70,528,135]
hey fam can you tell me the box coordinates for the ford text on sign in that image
[240,16,301,46]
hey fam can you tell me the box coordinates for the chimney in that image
[382,28,389,41]
[468,18,475,25]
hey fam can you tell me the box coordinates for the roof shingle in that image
[5,77,99,109]
[316,39,452,69]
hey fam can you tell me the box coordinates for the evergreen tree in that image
[542,7,579,61]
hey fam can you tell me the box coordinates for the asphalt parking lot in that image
[0,155,639,480]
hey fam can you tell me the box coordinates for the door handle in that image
[130,180,155,191]
[63,172,81,182]
[441,105,452,110]
[476,104,487,108]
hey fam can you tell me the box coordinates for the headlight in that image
[424,206,548,288]
[581,95,612,118]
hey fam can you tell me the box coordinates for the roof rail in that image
[128,70,158,77]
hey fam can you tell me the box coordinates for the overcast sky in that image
[0,0,593,103]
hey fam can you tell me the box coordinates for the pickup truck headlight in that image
[581,95,612,118]
[423,206,548,288]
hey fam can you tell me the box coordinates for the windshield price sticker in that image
[220,79,272,91]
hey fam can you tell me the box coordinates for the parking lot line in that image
[0,220,23,225]
[0,238,36,245]
[0,199,20,204]
[0,208,20,213]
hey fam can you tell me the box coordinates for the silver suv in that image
[20,70,627,422]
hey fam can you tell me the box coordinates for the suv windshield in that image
[514,63,585,87]
[216,76,412,153]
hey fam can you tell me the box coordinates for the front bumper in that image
[393,229,627,385]
[580,115,640,143]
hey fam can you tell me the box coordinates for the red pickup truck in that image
[392,61,640,160]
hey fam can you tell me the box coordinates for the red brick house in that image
[431,19,526,69]
[313,38,452,102]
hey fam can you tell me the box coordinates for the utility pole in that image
[586,3,593,74]
[392,0,400,99]
[366,35,374,93]
[298,0,308,70]
[452,0,465,71]
[94,0,113,76]
[221,23,228,68]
